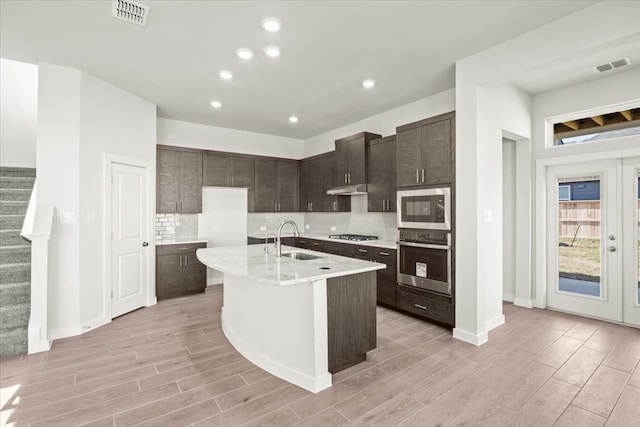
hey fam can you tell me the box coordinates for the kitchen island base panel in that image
[221,273,332,393]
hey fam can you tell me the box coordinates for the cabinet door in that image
[179,151,203,213]
[156,253,182,300]
[277,160,299,212]
[254,159,277,212]
[367,141,386,212]
[230,156,255,188]
[396,127,422,188]
[157,149,180,213]
[203,153,230,187]
[384,138,397,212]
[334,140,349,186]
[422,118,452,185]
[183,252,206,292]
[347,137,366,184]
[299,159,312,212]
[308,158,323,212]
[322,154,350,212]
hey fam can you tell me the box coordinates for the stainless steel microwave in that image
[397,187,451,230]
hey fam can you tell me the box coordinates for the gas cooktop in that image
[328,234,379,241]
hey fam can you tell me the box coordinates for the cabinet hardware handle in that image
[422,169,425,182]
[179,256,182,267]
[344,173,347,184]
[310,202,313,211]
[414,304,427,310]
[231,177,234,186]
[299,240,306,244]
[312,242,320,246]
[358,249,368,253]
[379,252,389,256]
[384,200,387,211]
[185,255,188,266]
[416,169,419,183]
[348,173,351,183]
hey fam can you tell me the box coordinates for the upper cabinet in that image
[396,112,455,188]
[367,135,397,212]
[253,158,299,212]
[300,153,350,212]
[334,132,381,186]
[157,147,202,214]
[203,152,254,188]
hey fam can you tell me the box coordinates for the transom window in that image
[553,107,640,146]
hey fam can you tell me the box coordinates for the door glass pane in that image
[557,178,601,297]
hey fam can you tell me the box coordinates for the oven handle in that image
[398,241,450,250]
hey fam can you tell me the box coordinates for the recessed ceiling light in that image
[236,48,254,60]
[362,79,375,89]
[218,70,233,80]
[264,46,281,58]
[210,100,222,109]
[289,116,298,124]
[261,18,281,32]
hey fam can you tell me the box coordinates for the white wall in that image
[304,89,455,157]
[157,118,305,159]
[198,187,248,285]
[37,63,156,339]
[502,139,516,301]
[1,58,38,167]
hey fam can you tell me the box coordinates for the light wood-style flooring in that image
[1,286,639,426]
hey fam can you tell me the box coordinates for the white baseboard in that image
[147,296,158,306]
[49,325,83,341]
[514,297,534,308]
[81,316,111,335]
[485,314,505,331]
[503,293,515,302]
[208,278,223,286]
[27,324,51,354]
[452,327,488,346]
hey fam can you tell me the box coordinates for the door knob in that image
[608,246,616,252]
[142,242,149,247]
[608,235,616,241]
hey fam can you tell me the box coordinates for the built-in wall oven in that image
[397,187,450,230]
[397,228,451,295]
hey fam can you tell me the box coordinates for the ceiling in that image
[0,0,605,139]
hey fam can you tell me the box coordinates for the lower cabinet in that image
[156,242,207,300]
[396,285,453,326]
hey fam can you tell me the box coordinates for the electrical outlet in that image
[330,226,336,232]
[260,226,267,231]
[305,224,310,229]
[484,210,493,222]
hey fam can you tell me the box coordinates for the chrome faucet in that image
[276,220,300,257]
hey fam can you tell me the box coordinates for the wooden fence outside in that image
[558,200,640,238]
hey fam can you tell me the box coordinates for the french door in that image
[546,157,640,326]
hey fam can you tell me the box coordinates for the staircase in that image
[0,167,35,358]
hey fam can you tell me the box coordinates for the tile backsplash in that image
[155,214,199,240]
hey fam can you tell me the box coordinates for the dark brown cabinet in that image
[334,132,381,186]
[367,135,397,212]
[396,111,454,188]
[300,153,350,212]
[396,286,453,326]
[156,242,207,300]
[253,158,299,212]
[203,152,254,188]
[157,147,203,214]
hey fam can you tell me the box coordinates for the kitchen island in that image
[196,244,385,393]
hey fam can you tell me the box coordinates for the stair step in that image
[0,263,31,284]
[0,327,28,358]
[0,201,28,215]
[0,231,29,247]
[0,177,35,190]
[0,302,30,329]
[0,189,31,202]
[0,215,24,231]
[0,167,36,178]
[0,282,30,306]
[0,246,30,264]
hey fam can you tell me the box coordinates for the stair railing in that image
[20,182,54,354]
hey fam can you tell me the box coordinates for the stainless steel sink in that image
[281,252,323,260]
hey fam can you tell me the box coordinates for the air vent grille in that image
[111,0,149,27]
[594,57,631,73]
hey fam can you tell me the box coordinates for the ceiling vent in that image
[111,0,149,27]
[594,57,631,73]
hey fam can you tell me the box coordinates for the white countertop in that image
[196,244,385,286]
[247,232,397,250]
[155,238,208,246]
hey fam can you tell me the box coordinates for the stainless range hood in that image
[326,183,368,195]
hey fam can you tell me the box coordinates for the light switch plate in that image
[57,212,76,224]
[305,224,310,229]
[330,226,336,232]
[484,210,493,222]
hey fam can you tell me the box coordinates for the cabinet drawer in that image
[156,242,206,256]
[397,287,453,326]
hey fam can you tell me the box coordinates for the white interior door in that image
[622,157,640,326]
[111,162,148,318]
[546,160,621,322]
